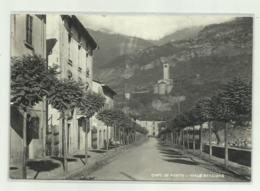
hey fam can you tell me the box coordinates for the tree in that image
[111,110,127,143]
[11,55,54,178]
[48,79,85,173]
[193,97,214,154]
[78,92,105,163]
[211,77,252,167]
[96,109,115,150]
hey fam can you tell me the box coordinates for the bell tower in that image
[163,63,170,80]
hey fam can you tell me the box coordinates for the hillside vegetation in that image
[94,17,253,120]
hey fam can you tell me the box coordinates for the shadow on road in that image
[89,149,107,153]
[156,140,248,181]
[73,154,91,165]
[164,159,199,165]
[51,156,77,162]
[27,159,60,179]
[120,171,136,180]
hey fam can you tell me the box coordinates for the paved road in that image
[83,138,244,181]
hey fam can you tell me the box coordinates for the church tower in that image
[163,63,170,80]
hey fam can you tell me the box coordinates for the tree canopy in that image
[160,77,252,133]
[11,55,50,110]
[48,79,85,113]
[78,92,105,118]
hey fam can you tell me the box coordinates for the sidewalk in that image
[168,142,251,181]
[10,136,148,180]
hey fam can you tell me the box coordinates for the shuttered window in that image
[26,15,33,45]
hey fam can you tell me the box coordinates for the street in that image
[80,138,244,181]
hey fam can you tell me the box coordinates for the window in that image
[67,70,72,80]
[86,68,90,78]
[26,15,33,45]
[68,32,72,43]
[78,67,82,73]
[78,77,82,83]
[67,59,73,66]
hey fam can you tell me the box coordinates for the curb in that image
[169,144,251,181]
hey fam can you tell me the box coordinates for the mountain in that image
[93,17,253,120]
[153,26,203,45]
[87,29,154,69]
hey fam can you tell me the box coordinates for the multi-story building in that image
[10,14,47,164]
[91,80,117,149]
[46,15,98,155]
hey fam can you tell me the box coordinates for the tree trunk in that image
[193,126,195,153]
[187,129,190,150]
[170,131,174,145]
[178,131,181,146]
[22,111,27,179]
[224,122,229,168]
[199,124,203,155]
[41,98,46,157]
[213,130,221,145]
[106,126,109,150]
[85,118,89,164]
[174,131,177,145]
[209,121,212,159]
[63,113,68,173]
[78,125,80,150]
[182,129,185,150]
[113,125,116,142]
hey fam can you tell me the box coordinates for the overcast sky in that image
[78,15,235,40]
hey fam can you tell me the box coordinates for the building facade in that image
[10,14,47,164]
[91,80,117,149]
[46,15,98,155]
[136,120,164,137]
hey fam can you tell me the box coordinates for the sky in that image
[78,14,235,40]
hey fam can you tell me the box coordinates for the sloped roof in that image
[46,38,57,56]
[61,15,98,50]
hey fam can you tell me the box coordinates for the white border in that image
[1,0,260,191]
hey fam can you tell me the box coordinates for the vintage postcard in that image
[9,13,252,182]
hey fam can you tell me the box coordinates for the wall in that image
[10,14,46,165]
[46,15,96,155]
[91,81,114,149]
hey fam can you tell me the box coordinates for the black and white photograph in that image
[8,13,253,182]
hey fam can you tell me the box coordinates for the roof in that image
[102,85,117,96]
[61,15,98,50]
[93,79,117,96]
[46,38,57,56]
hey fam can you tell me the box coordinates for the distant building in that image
[125,92,131,100]
[91,80,117,149]
[46,15,98,155]
[10,14,47,164]
[154,58,173,95]
[136,120,164,137]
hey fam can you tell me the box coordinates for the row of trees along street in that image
[159,77,252,168]
[11,54,148,178]
[97,109,148,150]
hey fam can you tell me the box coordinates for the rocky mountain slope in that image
[88,29,154,69]
[94,17,253,120]
[152,26,202,45]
